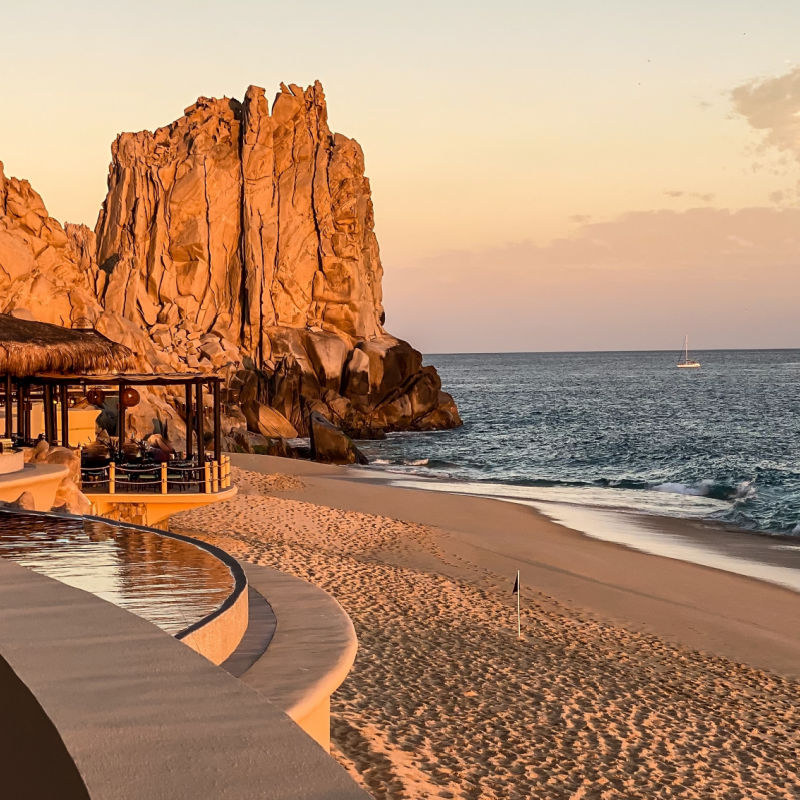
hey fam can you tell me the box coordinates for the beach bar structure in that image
[29,372,229,491]
[0,314,235,523]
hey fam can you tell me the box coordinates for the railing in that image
[81,454,231,495]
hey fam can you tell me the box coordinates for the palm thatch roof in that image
[0,314,134,376]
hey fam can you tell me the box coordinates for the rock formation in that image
[0,81,461,447]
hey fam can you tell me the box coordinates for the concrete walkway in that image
[0,557,370,799]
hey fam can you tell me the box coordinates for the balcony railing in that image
[81,455,231,495]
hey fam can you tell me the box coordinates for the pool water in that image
[0,510,235,635]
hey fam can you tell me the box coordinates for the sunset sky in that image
[3,0,799,352]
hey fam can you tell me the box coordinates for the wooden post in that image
[212,379,221,464]
[195,381,204,457]
[184,382,194,460]
[4,375,12,438]
[161,462,168,495]
[109,462,116,495]
[48,384,58,443]
[117,383,126,454]
[43,384,54,443]
[60,384,69,447]
[204,462,211,494]
[23,384,31,442]
[16,381,23,441]
[77,446,83,489]
[212,460,219,492]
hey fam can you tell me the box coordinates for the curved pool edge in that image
[81,514,251,666]
[82,514,251,665]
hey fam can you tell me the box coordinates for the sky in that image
[2,0,799,352]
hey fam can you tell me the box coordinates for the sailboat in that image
[677,335,700,368]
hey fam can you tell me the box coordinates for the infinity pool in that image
[0,510,235,634]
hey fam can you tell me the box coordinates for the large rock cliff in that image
[0,82,460,443]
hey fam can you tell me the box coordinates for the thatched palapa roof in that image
[0,314,134,377]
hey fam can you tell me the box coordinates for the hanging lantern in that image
[86,388,105,407]
[120,387,140,408]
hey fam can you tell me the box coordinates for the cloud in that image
[384,207,800,353]
[731,67,800,161]
[664,190,715,203]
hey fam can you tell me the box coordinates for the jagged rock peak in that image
[95,80,384,355]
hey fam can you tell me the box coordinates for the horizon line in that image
[423,346,800,356]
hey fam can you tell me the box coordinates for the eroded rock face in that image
[0,81,461,445]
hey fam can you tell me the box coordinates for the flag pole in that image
[516,569,521,639]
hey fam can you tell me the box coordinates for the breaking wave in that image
[653,479,757,502]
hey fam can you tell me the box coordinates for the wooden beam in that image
[117,384,126,453]
[60,384,69,447]
[16,381,23,441]
[4,375,12,438]
[195,381,204,460]
[212,380,221,464]
[43,384,54,443]
[23,384,31,441]
[185,382,194,460]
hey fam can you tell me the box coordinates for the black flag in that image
[512,572,519,595]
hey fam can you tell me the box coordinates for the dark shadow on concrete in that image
[0,654,90,800]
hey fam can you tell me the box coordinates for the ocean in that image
[358,350,800,537]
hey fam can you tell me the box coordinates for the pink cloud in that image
[384,207,800,353]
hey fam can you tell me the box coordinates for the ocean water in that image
[358,350,800,536]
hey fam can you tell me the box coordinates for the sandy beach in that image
[172,454,800,800]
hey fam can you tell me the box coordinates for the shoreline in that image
[217,453,800,679]
[362,472,800,593]
[355,460,796,538]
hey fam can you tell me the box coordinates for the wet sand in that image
[173,454,800,800]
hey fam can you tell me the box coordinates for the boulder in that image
[304,331,350,391]
[226,427,298,459]
[24,439,50,463]
[309,411,367,465]
[266,358,306,434]
[44,446,81,483]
